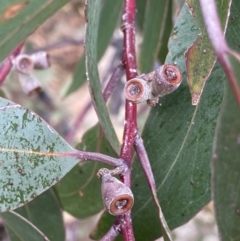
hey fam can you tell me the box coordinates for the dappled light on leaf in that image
[0,98,79,212]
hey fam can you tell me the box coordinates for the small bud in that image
[13,54,34,74]
[151,64,182,97]
[101,173,134,216]
[124,78,152,104]
[17,72,41,96]
[30,51,50,69]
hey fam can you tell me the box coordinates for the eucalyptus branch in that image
[0,42,25,85]
[70,149,126,167]
[118,0,138,239]
[27,38,84,54]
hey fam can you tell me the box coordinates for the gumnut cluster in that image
[12,52,50,96]
[124,64,182,106]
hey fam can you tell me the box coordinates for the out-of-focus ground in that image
[1,1,218,240]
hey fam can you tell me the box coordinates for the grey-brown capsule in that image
[101,174,134,216]
[124,78,152,104]
[17,72,41,96]
[13,54,34,74]
[30,51,50,69]
[151,64,182,97]
[124,64,182,106]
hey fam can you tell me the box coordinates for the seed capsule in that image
[124,78,152,104]
[13,54,34,74]
[124,64,182,106]
[151,64,182,97]
[101,174,134,216]
[30,51,50,69]
[17,72,41,96]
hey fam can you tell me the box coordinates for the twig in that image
[103,62,125,102]
[118,0,138,240]
[199,0,240,105]
[27,39,84,54]
[69,149,126,167]
[134,132,173,241]
[0,42,25,85]
[100,221,120,241]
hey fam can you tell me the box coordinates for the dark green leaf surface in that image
[3,189,64,241]
[136,0,147,30]
[213,1,240,240]
[85,0,120,154]
[157,0,173,64]
[0,97,79,211]
[139,0,171,73]
[2,211,50,241]
[185,0,230,105]
[0,0,68,62]
[55,124,116,218]
[66,0,123,96]
[131,5,224,240]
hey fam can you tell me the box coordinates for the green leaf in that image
[55,124,116,218]
[3,189,64,241]
[213,1,240,240]
[136,0,147,30]
[131,5,224,240]
[157,0,173,64]
[139,0,171,73]
[0,97,79,212]
[0,0,68,62]
[66,0,123,96]
[1,211,50,241]
[85,0,120,154]
[185,0,230,105]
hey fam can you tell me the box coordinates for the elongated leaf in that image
[158,0,173,64]
[55,124,116,218]
[93,5,224,240]
[213,1,240,240]
[3,189,64,241]
[66,0,123,96]
[185,0,230,105]
[0,0,68,62]
[0,97,79,212]
[139,0,171,73]
[85,0,120,154]
[2,211,50,241]
[131,5,224,240]
[136,0,147,30]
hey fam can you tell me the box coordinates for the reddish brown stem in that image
[118,0,138,240]
[0,42,25,85]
